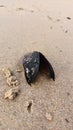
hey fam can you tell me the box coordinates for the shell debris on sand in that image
[2,68,19,87]
[45,112,53,121]
[7,76,19,87]
[2,68,12,78]
[5,87,20,100]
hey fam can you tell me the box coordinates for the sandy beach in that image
[0,0,73,130]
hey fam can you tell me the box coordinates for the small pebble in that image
[66,17,71,20]
[65,118,69,123]
[65,30,68,33]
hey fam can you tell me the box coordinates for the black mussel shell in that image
[23,51,55,85]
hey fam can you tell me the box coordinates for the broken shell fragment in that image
[5,87,20,100]
[2,68,12,78]
[7,76,19,87]
[23,51,55,85]
[45,112,53,121]
[2,68,19,87]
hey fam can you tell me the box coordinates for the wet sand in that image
[0,0,73,130]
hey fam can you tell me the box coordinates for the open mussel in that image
[23,51,55,85]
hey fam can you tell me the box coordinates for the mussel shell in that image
[23,51,55,85]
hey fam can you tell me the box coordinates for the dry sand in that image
[0,0,73,130]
